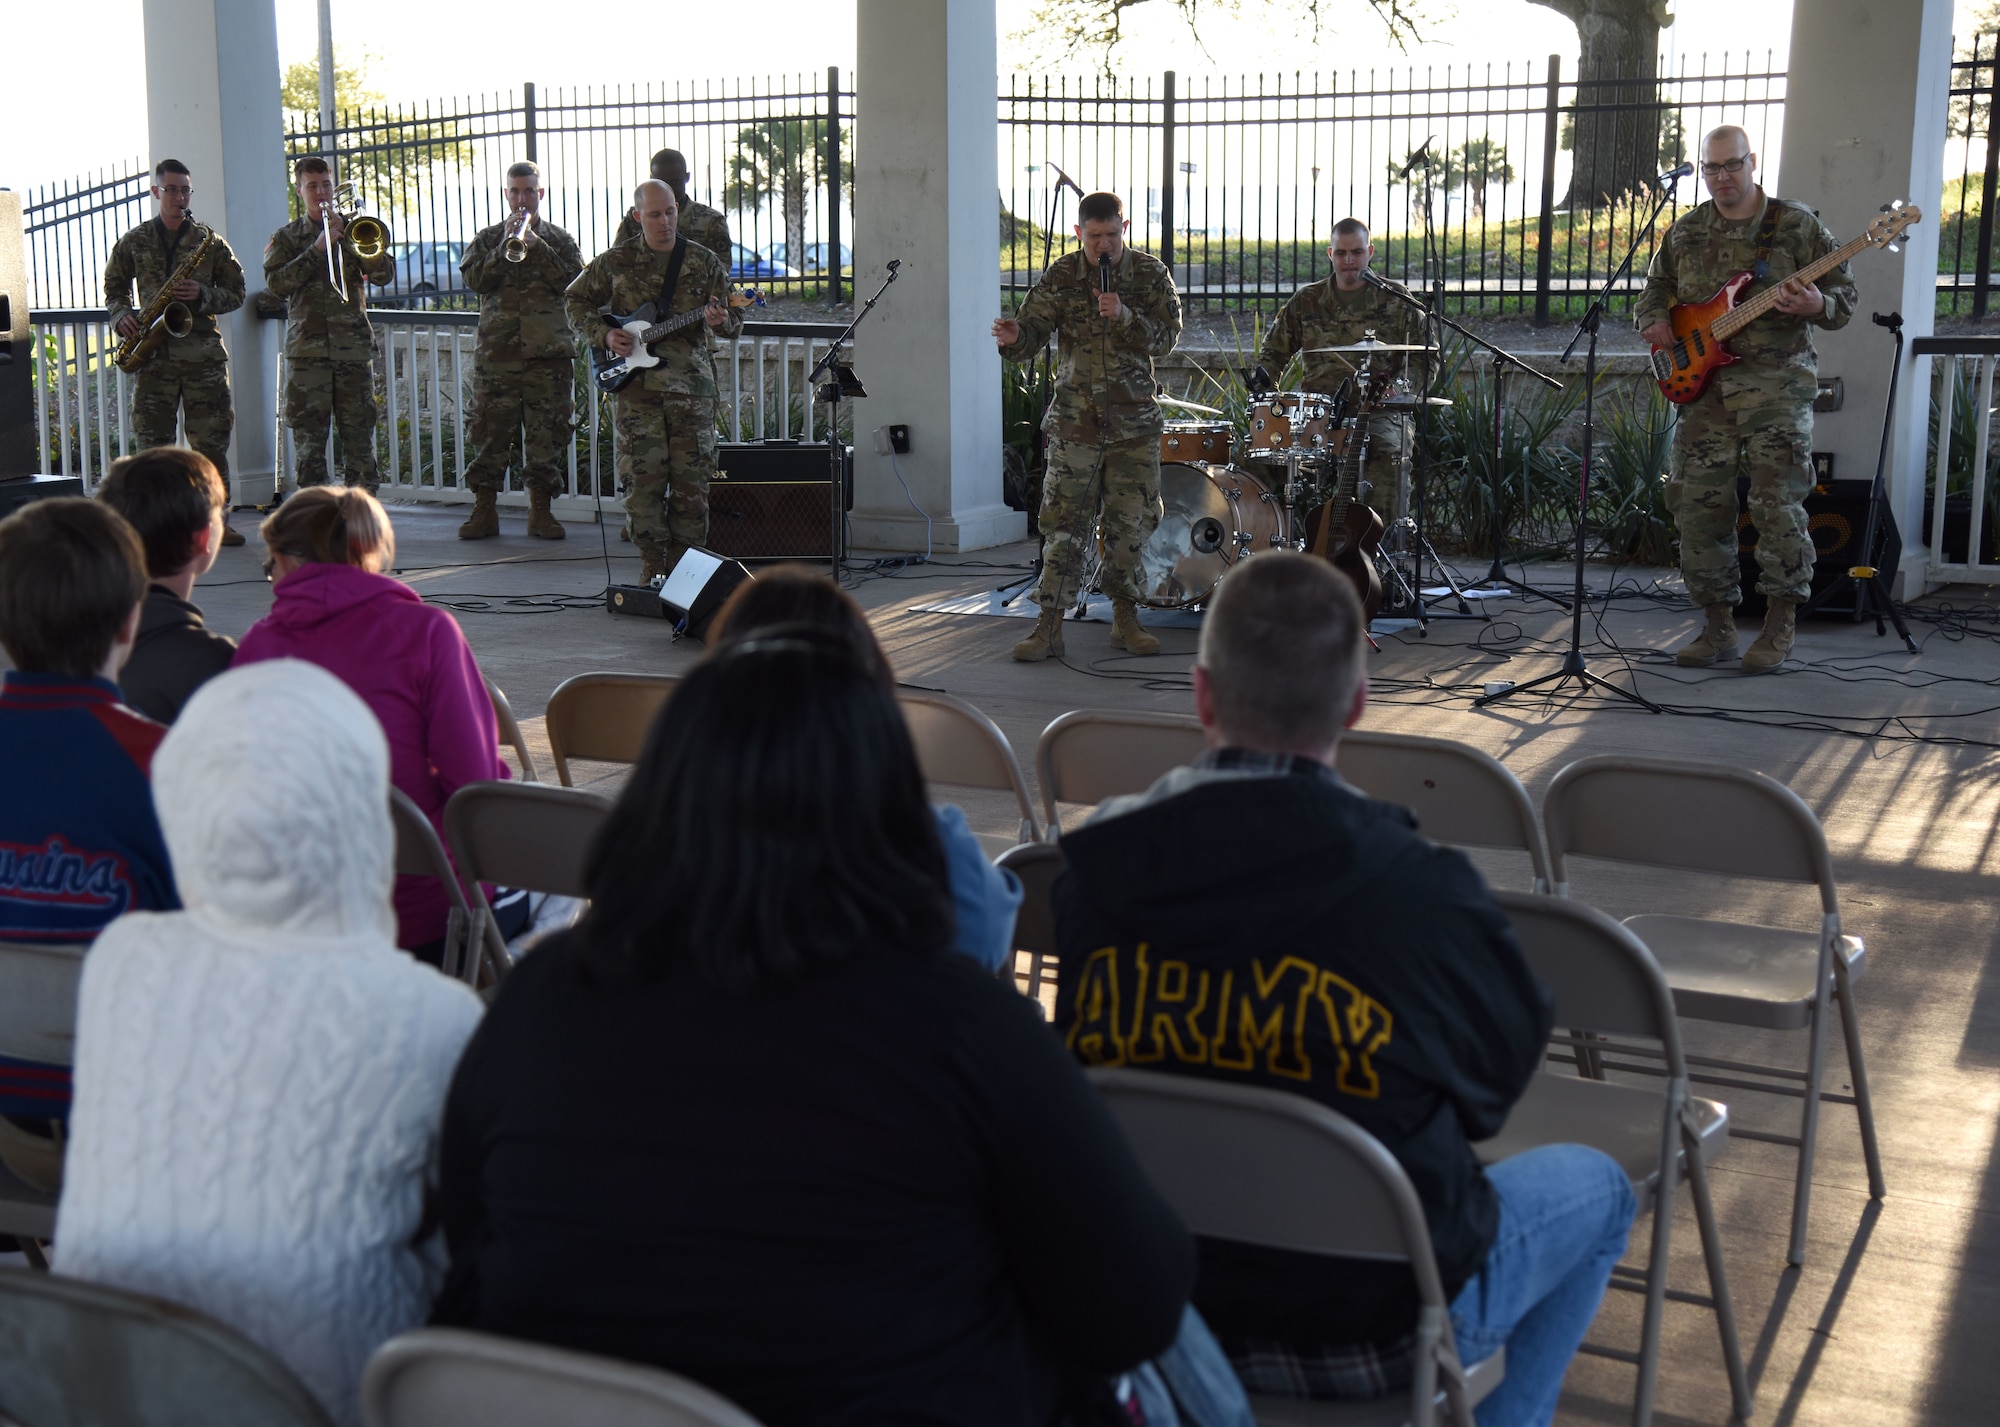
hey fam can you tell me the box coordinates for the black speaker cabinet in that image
[708,441,852,561]
[1735,477,1901,620]
[0,192,36,481]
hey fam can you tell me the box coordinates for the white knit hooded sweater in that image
[54,661,484,1427]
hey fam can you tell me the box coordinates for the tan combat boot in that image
[219,523,245,547]
[527,487,566,540]
[458,489,499,540]
[1109,597,1161,656]
[639,552,669,586]
[1742,598,1797,673]
[1674,603,1738,667]
[1011,607,1065,663]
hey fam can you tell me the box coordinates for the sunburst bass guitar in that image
[1648,202,1919,404]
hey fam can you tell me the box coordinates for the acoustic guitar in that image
[1300,407,1385,621]
[1648,202,1919,404]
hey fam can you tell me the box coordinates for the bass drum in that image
[1132,462,1287,608]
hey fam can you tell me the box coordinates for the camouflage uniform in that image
[1259,274,1426,518]
[565,234,744,571]
[615,198,730,264]
[458,216,585,495]
[263,215,397,490]
[1635,194,1856,606]
[998,247,1184,610]
[103,217,246,480]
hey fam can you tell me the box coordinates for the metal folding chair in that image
[0,940,81,1264]
[388,787,476,984]
[995,839,1064,1002]
[1480,891,1752,1426]
[543,672,681,787]
[1088,1068,1503,1427]
[363,1327,766,1427]
[484,677,540,782]
[0,1266,334,1425]
[1337,730,1551,891]
[443,781,612,979]
[1541,754,1884,1266]
[895,690,1041,850]
[1033,709,1208,837]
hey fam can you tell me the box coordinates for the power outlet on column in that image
[888,424,912,455]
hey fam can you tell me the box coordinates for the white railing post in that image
[1972,355,1995,575]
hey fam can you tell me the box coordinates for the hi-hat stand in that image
[1476,178,1676,713]
[808,259,903,572]
[1797,312,1920,651]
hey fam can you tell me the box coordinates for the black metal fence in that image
[23,163,153,311]
[1000,52,1784,324]
[1944,32,2000,316]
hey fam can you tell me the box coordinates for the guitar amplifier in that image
[1735,476,1901,620]
[707,441,853,561]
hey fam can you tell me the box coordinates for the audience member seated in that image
[55,659,483,1427]
[705,565,1024,972]
[0,498,178,1192]
[233,487,521,961]
[433,629,1193,1427]
[1053,553,1636,1427]
[95,447,238,723]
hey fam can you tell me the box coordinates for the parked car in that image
[386,241,468,307]
[730,244,797,280]
[766,242,852,274]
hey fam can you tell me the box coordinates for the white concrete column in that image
[1778,0,1953,598]
[144,0,289,504]
[849,0,1026,553]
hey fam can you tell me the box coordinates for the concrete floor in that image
[192,501,2000,1427]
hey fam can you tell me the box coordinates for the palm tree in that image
[723,118,853,270]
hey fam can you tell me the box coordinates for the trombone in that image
[503,209,535,263]
[320,180,390,301]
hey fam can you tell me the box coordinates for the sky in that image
[3,0,1815,195]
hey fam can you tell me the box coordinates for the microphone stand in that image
[1361,274,1569,609]
[1477,179,1675,713]
[810,259,904,573]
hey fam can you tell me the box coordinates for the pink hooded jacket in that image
[233,562,506,950]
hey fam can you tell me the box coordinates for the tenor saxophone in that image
[113,216,220,373]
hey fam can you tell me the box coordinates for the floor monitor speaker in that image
[1736,477,1901,620]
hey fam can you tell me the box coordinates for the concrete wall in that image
[144,0,289,505]
[1779,0,1953,597]
[849,0,1025,553]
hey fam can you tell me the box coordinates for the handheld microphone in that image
[1051,164,1086,198]
[1399,138,1435,181]
[886,258,902,272]
[1657,161,1695,186]
[1098,252,1113,295]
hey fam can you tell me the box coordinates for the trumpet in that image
[502,209,536,263]
[320,181,391,301]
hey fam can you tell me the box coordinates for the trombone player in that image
[455,160,584,541]
[104,158,249,544]
[263,156,396,491]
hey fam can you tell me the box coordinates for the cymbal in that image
[1159,394,1225,416]
[1377,396,1455,408]
[1302,339,1438,354]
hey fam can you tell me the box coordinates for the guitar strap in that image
[656,236,689,340]
[1751,201,1782,280]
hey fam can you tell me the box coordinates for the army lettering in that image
[1065,944,1394,1099]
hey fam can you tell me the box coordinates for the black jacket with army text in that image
[1053,759,1552,1349]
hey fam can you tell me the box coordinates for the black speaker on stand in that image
[0,190,82,511]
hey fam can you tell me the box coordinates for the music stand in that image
[1477,180,1676,713]
[809,260,904,571]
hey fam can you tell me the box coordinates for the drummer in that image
[1255,217,1428,517]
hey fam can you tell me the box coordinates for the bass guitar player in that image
[1635,124,1858,674]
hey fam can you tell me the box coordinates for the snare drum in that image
[1131,462,1288,608]
[1160,421,1233,465]
[1248,392,1341,456]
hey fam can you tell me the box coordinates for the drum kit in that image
[1084,333,1463,624]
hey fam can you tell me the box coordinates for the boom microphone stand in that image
[809,258,903,572]
[1477,179,1675,713]
[1797,311,1920,650]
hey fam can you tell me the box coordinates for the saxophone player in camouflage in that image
[263,156,397,491]
[104,159,249,545]
[613,148,732,262]
[993,191,1183,662]
[566,181,743,583]
[456,161,585,541]
[1258,217,1426,519]
[1637,125,1856,673]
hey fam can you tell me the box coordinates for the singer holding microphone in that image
[1255,217,1426,520]
[456,160,586,541]
[992,190,1182,663]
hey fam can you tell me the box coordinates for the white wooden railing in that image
[1913,335,2000,587]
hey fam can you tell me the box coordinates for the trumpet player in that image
[263,156,395,492]
[455,160,584,541]
[103,159,248,545]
